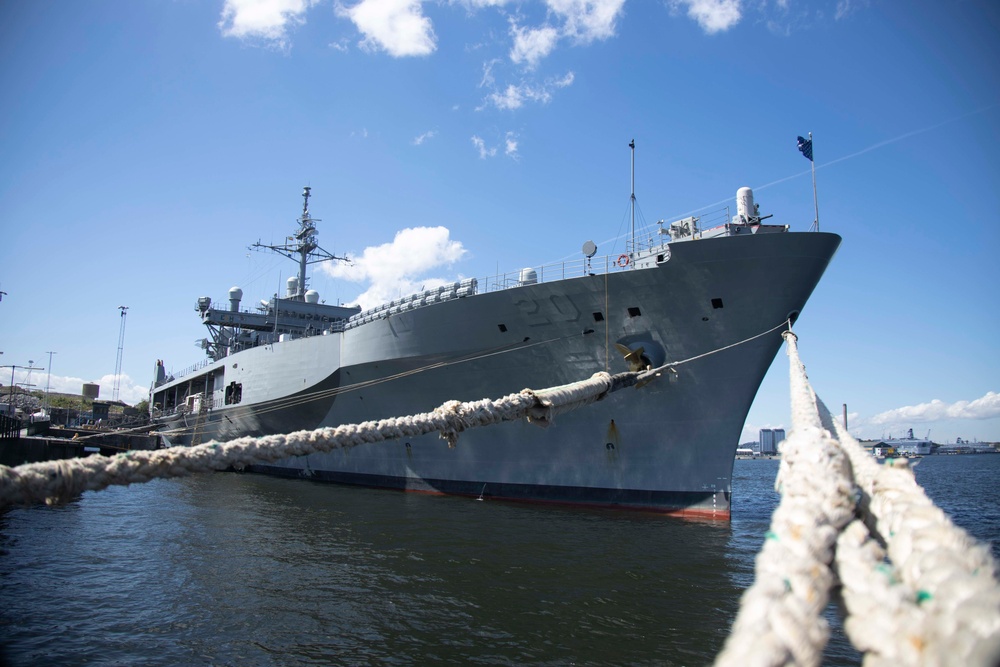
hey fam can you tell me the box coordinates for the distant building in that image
[857,440,885,456]
[92,401,110,421]
[936,440,996,455]
[759,428,786,455]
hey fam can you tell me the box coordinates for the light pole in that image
[5,365,11,415]
[113,306,129,402]
[45,351,57,411]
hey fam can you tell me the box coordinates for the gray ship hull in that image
[154,230,840,519]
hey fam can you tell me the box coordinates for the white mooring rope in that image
[715,331,1000,667]
[0,371,630,507]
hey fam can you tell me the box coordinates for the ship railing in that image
[170,358,212,382]
[475,214,726,294]
[481,255,615,294]
[153,393,227,421]
[341,250,662,332]
[476,244,686,295]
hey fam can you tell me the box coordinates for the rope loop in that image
[715,331,1000,667]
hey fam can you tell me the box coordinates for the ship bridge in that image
[196,286,360,362]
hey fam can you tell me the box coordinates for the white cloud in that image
[744,392,1000,444]
[510,23,561,69]
[868,392,1000,426]
[548,0,626,43]
[337,0,437,57]
[553,71,574,86]
[504,131,519,158]
[95,374,149,405]
[319,226,466,309]
[472,134,497,158]
[451,0,512,8]
[506,0,624,69]
[412,130,437,145]
[479,58,501,88]
[489,83,537,110]
[484,71,574,110]
[835,0,868,20]
[5,370,149,407]
[669,0,742,34]
[471,132,520,159]
[218,0,316,46]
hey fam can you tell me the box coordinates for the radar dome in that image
[305,290,320,304]
[229,287,243,312]
[736,187,755,223]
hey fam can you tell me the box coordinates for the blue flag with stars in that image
[797,135,813,161]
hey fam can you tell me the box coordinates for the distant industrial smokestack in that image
[843,403,848,430]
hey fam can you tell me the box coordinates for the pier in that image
[0,420,160,467]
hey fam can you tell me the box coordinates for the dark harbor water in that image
[1,454,997,666]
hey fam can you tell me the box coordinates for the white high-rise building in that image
[759,428,786,455]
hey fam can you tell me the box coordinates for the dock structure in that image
[0,423,160,468]
[0,413,21,440]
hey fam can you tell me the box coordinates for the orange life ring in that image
[617,254,630,267]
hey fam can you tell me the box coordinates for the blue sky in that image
[1,0,998,444]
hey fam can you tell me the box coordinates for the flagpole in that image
[809,132,819,232]
[629,138,636,256]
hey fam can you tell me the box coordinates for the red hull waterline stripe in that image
[250,464,731,521]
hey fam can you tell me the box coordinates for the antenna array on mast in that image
[250,187,349,300]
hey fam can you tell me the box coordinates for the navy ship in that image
[151,175,839,519]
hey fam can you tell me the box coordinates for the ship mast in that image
[251,187,349,300]
[296,186,315,295]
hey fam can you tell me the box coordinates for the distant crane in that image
[112,306,129,402]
